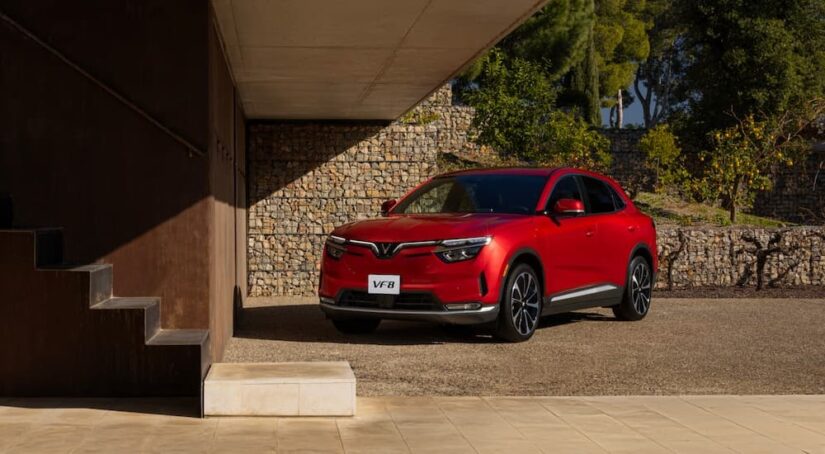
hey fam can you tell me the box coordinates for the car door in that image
[535,174,601,296]
[579,175,625,286]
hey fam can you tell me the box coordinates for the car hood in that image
[332,213,526,242]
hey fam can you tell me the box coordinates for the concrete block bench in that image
[204,361,355,416]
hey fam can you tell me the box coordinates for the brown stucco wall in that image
[208,14,246,362]
[0,1,214,332]
[0,0,247,376]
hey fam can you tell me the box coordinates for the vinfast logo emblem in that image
[374,242,397,258]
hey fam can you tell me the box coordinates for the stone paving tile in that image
[683,396,825,453]
[0,395,824,453]
[276,418,344,453]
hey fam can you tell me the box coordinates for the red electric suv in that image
[319,167,657,342]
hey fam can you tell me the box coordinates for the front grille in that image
[338,290,442,311]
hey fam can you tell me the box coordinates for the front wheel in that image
[332,318,381,334]
[495,264,542,342]
[613,256,652,321]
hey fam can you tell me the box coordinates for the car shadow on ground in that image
[234,303,614,346]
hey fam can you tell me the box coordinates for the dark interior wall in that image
[208,13,244,361]
[0,1,212,330]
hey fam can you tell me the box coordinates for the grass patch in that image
[634,192,791,227]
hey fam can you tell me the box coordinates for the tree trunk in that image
[616,89,623,129]
[729,177,741,223]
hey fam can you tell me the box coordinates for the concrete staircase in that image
[0,227,208,396]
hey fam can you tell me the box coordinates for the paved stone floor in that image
[2,395,825,453]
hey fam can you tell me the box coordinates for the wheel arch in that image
[627,243,656,270]
[628,242,656,283]
[500,248,546,302]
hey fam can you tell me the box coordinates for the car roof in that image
[437,167,560,177]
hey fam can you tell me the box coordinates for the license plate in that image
[368,274,400,295]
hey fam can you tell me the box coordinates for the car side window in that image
[546,176,583,211]
[581,176,615,214]
[608,185,626,210]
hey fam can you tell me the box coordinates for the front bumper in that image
[319,301,499,325]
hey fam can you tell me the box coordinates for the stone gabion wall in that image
[656,227,825,289]
[248,121,440,295]
[753,148,825,224]
[248,82,825,296]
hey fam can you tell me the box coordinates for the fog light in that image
[320,296,335,305]
[445,303,482,311]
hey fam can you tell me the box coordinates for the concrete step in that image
[204,362,356,417]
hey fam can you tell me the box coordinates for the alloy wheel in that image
[510,271,540,335]
[630,261,651,314]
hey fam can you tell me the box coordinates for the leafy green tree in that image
[696,99,825,222]
[465,49,611,170]
[678,0,825,136]
[632,0,686,127]
[457,0,596,94]
[464,49,558,161]
[594,0,652,127]
[541,111,612,171]
[502,0,597,80]
[637,124,685,192]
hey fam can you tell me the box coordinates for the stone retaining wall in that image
[656,227,825,289]
[247,83,825,296]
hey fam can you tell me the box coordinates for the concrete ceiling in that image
[212,0,547,120]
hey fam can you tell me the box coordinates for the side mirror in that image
[380,199,397,216]
[553,198,585,216]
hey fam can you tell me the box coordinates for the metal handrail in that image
[0,10,206,158]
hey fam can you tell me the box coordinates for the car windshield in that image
[393,174,547,215]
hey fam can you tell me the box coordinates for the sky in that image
[600,86,646,128]
[600,102,645,128]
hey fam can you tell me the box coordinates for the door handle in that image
[627,225,637,232]
[585,230,594,237]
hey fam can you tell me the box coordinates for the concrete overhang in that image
[212,0,546,120]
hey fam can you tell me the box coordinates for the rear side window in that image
[608,185,626,210]
[546,176,583,211]
[581,176,616,214]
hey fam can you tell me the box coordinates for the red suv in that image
[319,168,657,342]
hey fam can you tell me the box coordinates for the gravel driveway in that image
[224,296,825,396]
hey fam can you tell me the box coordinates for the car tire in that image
[613,256,652,321]
[331,318,381,334]
[495,263,542,342]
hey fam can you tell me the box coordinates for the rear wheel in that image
[613,256,652,321]
[332,318,381,334]
[495,264,542,342]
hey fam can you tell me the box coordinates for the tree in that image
[697,99,825,222]
[636,124,686,194]
[593,0,652,128]
[632,0,686,127]
[464,49,557,161]
[501,0,597,80]
[464,49,611,170]
[678,0,825,137]
[457,0,596,95]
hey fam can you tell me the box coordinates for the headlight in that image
[325,235,347,260]
[434,236,491,263]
